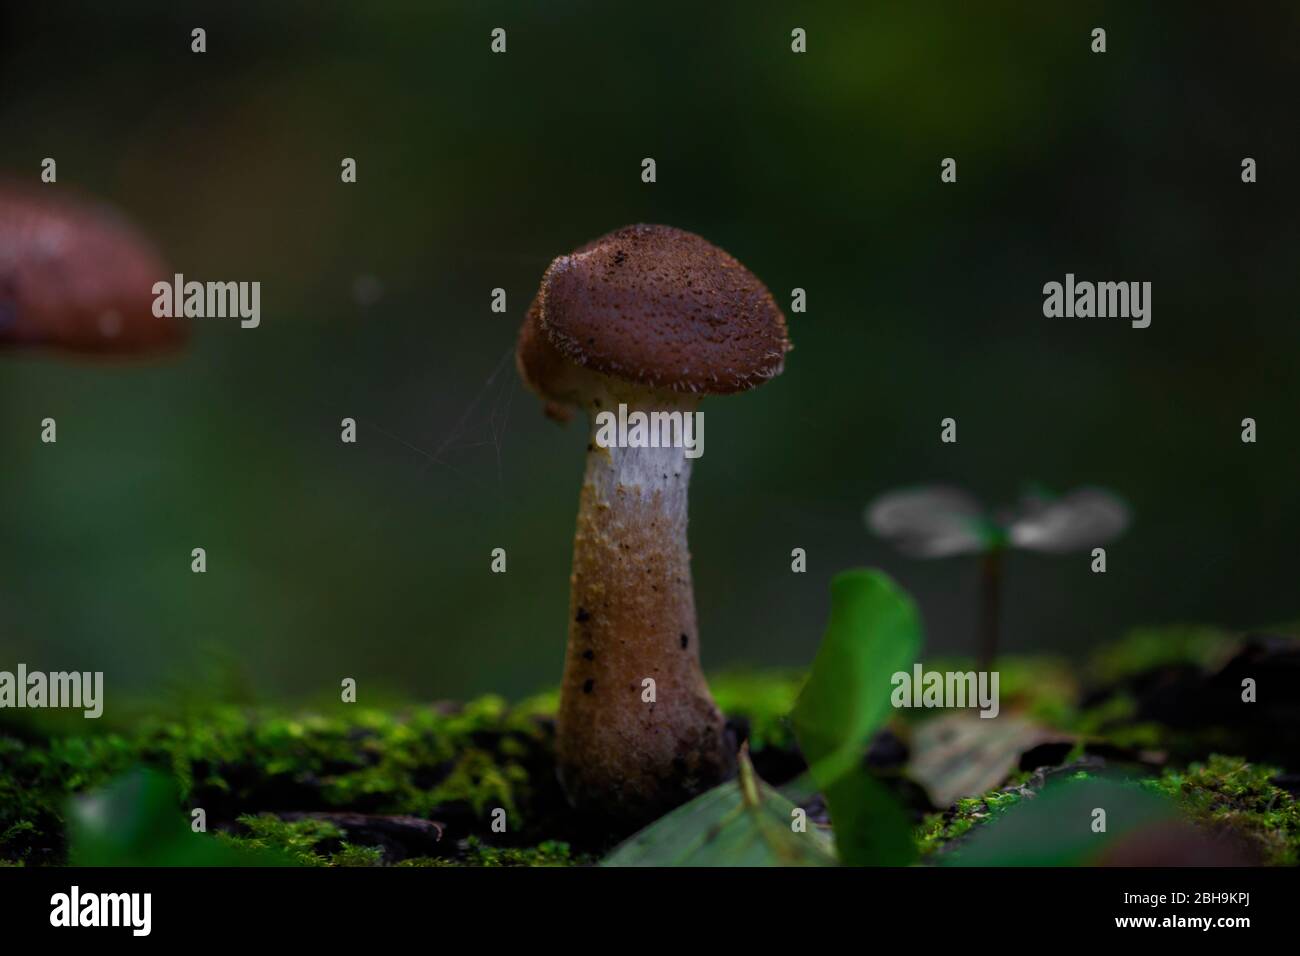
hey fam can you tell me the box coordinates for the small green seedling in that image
[866,484,1130,667]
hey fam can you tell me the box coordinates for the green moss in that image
[916,787,1029,857]
[3,657,1297,867]
[1142,755,1300,866]
[0,693,557,866]
[193,697,545,821]
[1088,625,1236,684]
[218,814,345,866]
[214,815,389,867]
[331,844,386,867]
[919,755,1300,865]
[0,819,37,865]
[711,670,804,751]
[1066,689,1200,753]
[400,837,587,867]
[4,678,809,866]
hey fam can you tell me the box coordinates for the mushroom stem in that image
[555,390,734,822]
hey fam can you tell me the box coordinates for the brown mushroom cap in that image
[516,293,580,420]
[518,224,789,402]
[0,181,184,355]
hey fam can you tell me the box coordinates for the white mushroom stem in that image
[586,404,694,518]
[555,387,733,822]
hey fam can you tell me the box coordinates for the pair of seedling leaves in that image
[603,568,1172,867]
[866,484,1131,558]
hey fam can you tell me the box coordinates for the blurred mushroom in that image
[867,485,1130,666]
[517,224,790,824]
[0,180,184,356]
[1094,819,1257,866]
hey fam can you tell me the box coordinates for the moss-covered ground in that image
[2,626,1296,866]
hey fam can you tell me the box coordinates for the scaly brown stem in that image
[555,391,733,824]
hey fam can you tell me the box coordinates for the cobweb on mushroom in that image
[373,343,516,516]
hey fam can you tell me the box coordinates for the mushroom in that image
[0,180,184,355]
[517,224,791,823]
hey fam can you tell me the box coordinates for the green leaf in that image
[792,569,922,865]
[821,769,917,866]
[67,767,294,867]
[601,750,837,867]
[793,570,921,786]
[944,777,1175,866]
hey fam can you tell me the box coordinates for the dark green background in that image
[2,2,1297,705]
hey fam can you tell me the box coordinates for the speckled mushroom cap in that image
[0,182,184,355]
[517,224,789,404]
